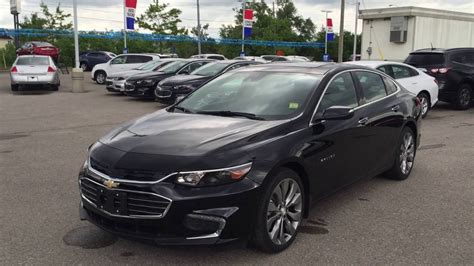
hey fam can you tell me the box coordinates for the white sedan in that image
[348,61,438,118]
[10,55,60,92]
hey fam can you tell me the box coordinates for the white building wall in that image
[360,17,416,61]
[413,17,474,50]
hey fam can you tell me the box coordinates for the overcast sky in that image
[1,0,473,37]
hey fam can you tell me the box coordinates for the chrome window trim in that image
[309,69,401,126]
[79,177,172,219]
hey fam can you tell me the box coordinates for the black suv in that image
[79,51,116,71]
[404,48,474,110]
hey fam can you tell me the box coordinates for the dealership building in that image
[359,6,474,61]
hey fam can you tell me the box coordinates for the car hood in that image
[127,71,169,81]
[90,110,286,177]
[160,74,210,86]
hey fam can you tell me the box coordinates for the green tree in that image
[137,0,187,35]
[40,2,73,30]
[19,13,47,29]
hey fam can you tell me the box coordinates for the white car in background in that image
[10,55,60,91]
[348,61,439,118]
[91,54,161,85]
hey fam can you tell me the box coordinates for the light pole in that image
[197,0,202,54]
[241,0,246,55]
[338,0,345,63]
[353,1,360,61]
[321,10,332,55]
[72,0,84,92]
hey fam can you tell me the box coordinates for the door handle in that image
[358,117,369,125]
[391,105,400,112]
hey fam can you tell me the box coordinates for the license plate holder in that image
[96,189,128,215]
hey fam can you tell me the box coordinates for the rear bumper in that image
[11,73,58,85]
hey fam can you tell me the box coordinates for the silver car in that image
[10,55,60,91]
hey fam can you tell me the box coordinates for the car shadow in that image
[12,90,55,95]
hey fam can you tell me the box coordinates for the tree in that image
[137,0,187,35]
[19,13,47,29]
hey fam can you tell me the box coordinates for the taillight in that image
[48,66,56,72]
[11,66,17,73]
[438,67,449,74]
[430,68,439,73]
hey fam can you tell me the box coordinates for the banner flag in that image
[125,0,137,30]
[243,9,253,38]
[327,18,335,41]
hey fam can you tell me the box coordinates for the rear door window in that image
[126,55,153,64]
[383,77,398,95]
[355,71,388,103]
[390,65,413,79]
[111,56,127,64]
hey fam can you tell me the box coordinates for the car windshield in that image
[137,60,163,70]
[16,57,49,65]
[34,42,53,47]
[175,71,319,120]
[159,61,188,74]
[405,53,445,66]
[190,62,229,76]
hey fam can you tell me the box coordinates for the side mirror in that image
[319,106,354,121]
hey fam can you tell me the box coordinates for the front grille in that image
[80,178,171,218]
[156,87,172,98]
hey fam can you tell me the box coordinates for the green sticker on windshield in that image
[289,102,299,109]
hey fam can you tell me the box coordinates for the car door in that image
[109,55,128,73]
[305,71,369,196]
[353,70,404,174]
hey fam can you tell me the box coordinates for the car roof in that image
[347,60,410,68]
[411,47,474,54]
[238,62,373,75]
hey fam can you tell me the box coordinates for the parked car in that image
[348,54,361,61]
[10,55,60,91]
[78,63,421,253]
[79,51,116,71]
[91,54,160,85]
[105,59,177,93]
[260,55,279,61]
[271,56,311,62]
[190,54,227,60]
[16,41,60,62]
[233,56,268,63]
[348,61,438,117]
[404,48,474,110]
[156,60,261,104]
[123,59,214,99]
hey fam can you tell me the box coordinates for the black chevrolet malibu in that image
[155,60,262,104]
[78,63,422,252]
[123,59,214,99]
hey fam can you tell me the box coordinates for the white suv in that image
[91,54,161,84]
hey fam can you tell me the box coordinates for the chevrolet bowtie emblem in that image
[103,179,120,189]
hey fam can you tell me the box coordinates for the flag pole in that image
[123,0,128,53]
[241,0,245,55]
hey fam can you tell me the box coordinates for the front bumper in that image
[106,79,125,92]
[78,170,260,244]
[124,83,155,98]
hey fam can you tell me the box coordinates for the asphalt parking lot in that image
[0,72,473,264]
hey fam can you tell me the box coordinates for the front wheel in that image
[94,71,106,85]
[251,169,304,253]
[384,127,416,180]
[454,84,472,110]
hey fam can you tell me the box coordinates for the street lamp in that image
[321,10,332,55]
[72,0,84,93]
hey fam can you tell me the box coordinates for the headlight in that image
[139,79,154,85]
[174,85,195,91]
[174,162,252,187]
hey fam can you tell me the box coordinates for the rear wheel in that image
[454,84,472,110]
[95,71,106,85]
[11,84,18,91]
[417,92,430,118]
[80,63,88,71]
[251,169,304,253]
[385,127,416,180]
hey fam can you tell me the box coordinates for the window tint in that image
[318,73,359,113]
[208,56,225,60]
[111,56,126,64]
[383,77,398,95]
[376,66,390,75]
[16,57,50,65]
[126,55,152,64]
[180,62,208,74]
[88,53,102,57]
[390,65,412,79]
[450,52,473,65]
[405,53,445,66]
[355,72,387,103]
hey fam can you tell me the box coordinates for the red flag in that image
[327,18,333,27]
[244,9,253,20]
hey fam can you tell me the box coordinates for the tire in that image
[384,127,416,180]
[51,85,59,91]
[80,63,88,71]
[94,71,106,85]
[453,84,472,110]
[11,84,18,91]
[251,168,304,253]
[417,92,430,118]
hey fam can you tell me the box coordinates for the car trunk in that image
[16,65,50,75]
[35,46,58,56]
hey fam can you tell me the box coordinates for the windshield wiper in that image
[173,106,194,114]
[196,110,265,120]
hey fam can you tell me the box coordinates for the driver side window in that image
[110,56,127,64]
[317,73,359,114]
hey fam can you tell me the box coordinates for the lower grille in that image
[80,178,171,218]
[156,88,172,98]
